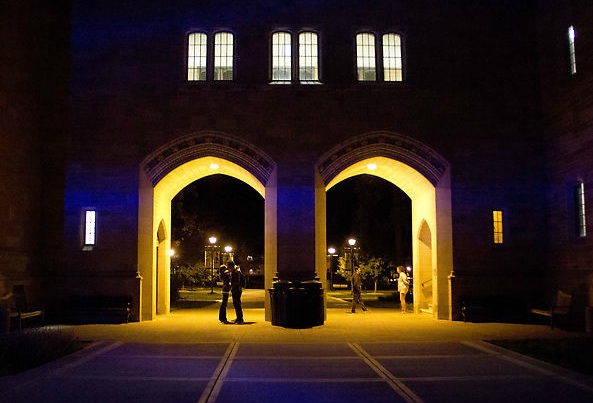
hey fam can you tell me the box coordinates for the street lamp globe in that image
[348,238,356,247]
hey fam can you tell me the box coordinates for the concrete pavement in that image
[1,289,592,402]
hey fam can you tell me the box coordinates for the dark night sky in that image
[172,174,411,266]
[326,175,411,264]
[171,174,264,264]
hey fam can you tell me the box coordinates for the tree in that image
[336,256,352,286]
[359,257,385,293]
[170,261,209,303]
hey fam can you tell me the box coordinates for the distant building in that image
[1,0,591,328]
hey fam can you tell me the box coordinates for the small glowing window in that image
[568,26,576,75]
[356,33,376,81]
[214,32,234,81]
[84,210,96,246]
[576,183,586,237]
[299,32,318,81]
[188,33,207,81]
[383,33,402,82]
[272,32,292,81]
[493,210,503,244]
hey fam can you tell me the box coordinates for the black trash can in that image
[269,280,324,328]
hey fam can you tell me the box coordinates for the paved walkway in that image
[1,290,593,402]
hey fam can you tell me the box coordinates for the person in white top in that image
[397,266,409,313]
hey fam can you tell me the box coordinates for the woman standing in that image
[397,266,409,313]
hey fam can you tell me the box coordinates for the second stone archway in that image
[316,131,453,319]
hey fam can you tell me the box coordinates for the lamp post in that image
[169,248,177,287]
[347,238,357,272]
[327,247,336,290]
[208,236,217,294]
[224,245,233,263]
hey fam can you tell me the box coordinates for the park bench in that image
[460,294,527,323]
[0,285,44,333]
[65,295,132,324]
[530,290,572,329]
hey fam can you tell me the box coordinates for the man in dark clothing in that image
[228,261,244,324]
[218,264,231,323]
[351,267,367,313]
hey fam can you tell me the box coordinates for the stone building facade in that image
[1,0,591,327]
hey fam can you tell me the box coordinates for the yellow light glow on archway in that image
[323,155,445,318]
[325,156,433,199]
[155,156,265,202]
[143,156,267,319]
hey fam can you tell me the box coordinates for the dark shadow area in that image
[487,337,593,376]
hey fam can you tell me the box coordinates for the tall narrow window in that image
[272,32,292,81]
[299,32,318,81]
[84,210,97,246]
[356,33,376,81]
[214,32,234,80]
[493,210,503,244]
[568,25,577,75]
[188,33,207,81]
[576,183,586,237]
[383,33,402,81]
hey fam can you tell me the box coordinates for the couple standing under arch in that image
[218,261,245,324]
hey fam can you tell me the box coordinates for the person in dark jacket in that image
[351,267,367,313]
[218,264,231,323]
[228,261,244,324]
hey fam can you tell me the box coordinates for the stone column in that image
[275,161,316,281]
[269,160,324,327]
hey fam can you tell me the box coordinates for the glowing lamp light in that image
[209,236,217,245]
[169,249,175,257]
[348,238,356,246]
[328,247,336,254]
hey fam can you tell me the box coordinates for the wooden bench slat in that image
[1,286,45,332]
[530,290,572,329]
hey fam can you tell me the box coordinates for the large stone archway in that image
[138,131,276,321]
[316,131,453,319]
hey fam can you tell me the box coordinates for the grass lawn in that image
[488,337,593,376]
